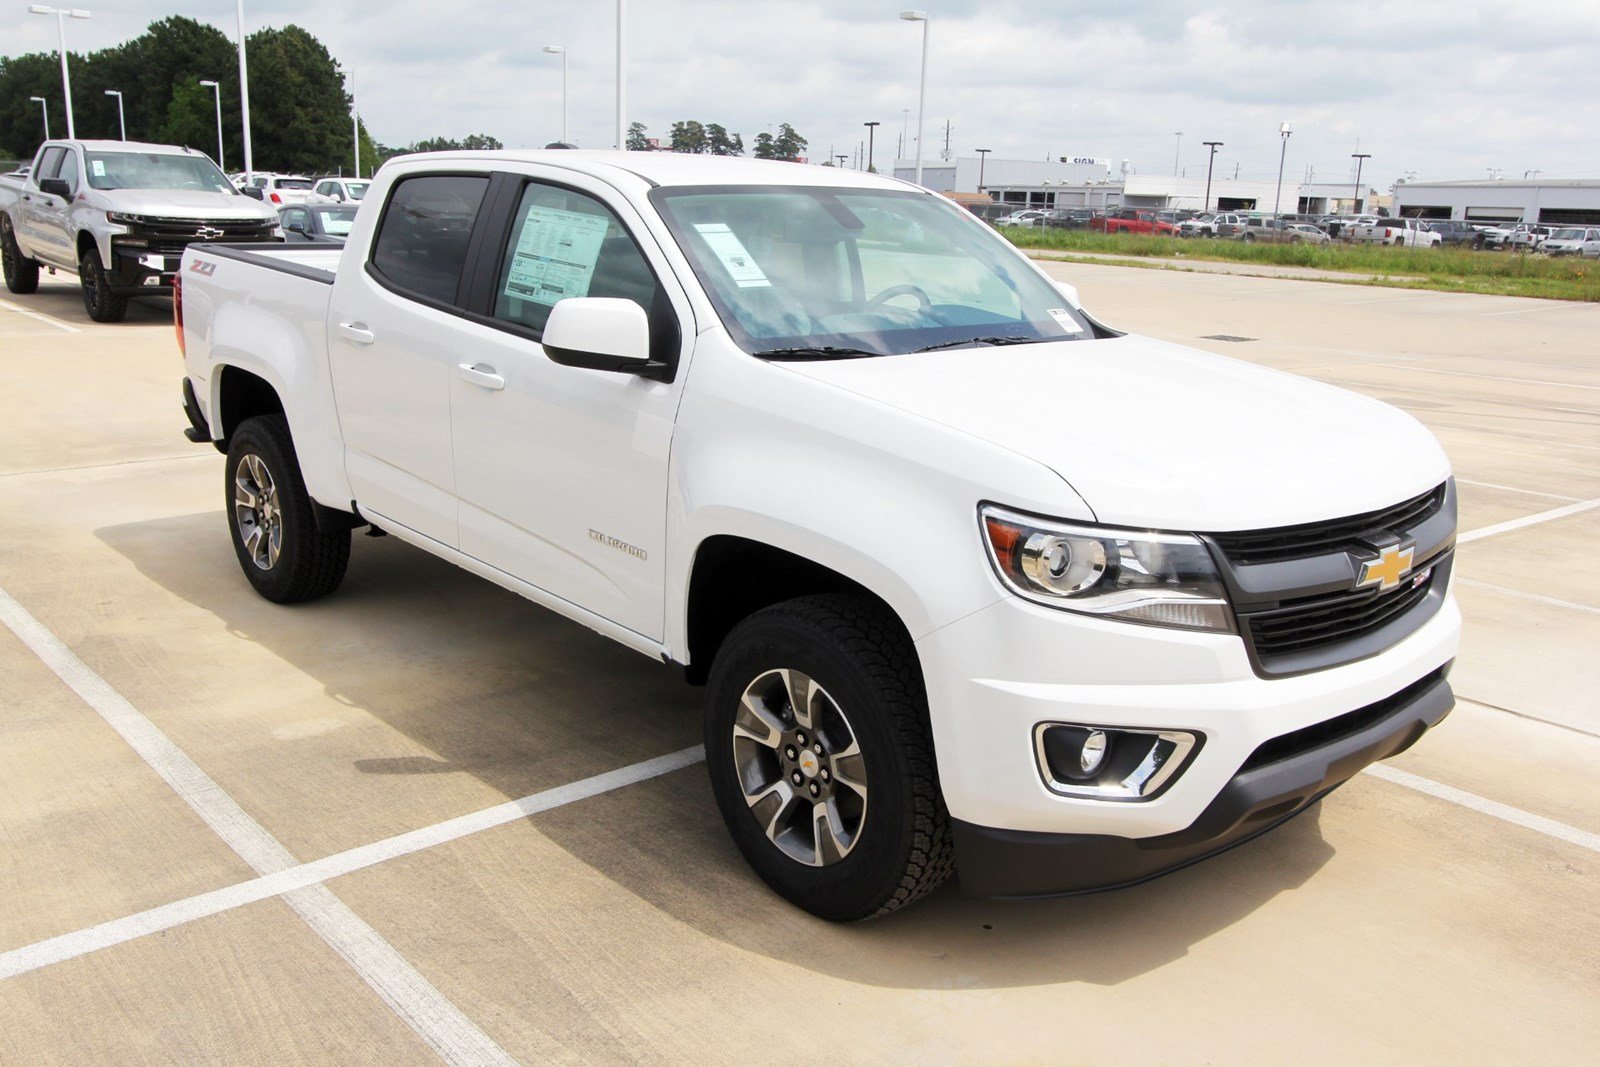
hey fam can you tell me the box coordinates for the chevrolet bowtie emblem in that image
[196,226,224,240]
[1358,543,1416,592]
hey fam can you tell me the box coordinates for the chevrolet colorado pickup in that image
[0,139,277,321]
[176,151,1460,920]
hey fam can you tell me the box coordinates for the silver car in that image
[1540,227,1600,258]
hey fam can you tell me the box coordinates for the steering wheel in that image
[866,283,934,313]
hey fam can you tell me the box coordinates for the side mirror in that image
[38,177,71,199]
[241,186,264,200]
[542,297,656,375]
[1053,280,1082,307]
[285,219,307,235]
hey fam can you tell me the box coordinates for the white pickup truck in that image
[176,151,1460,920]
[1347,216,1442,248]
[1,139,278,321]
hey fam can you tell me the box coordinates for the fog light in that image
[1036,723,1200,801]
[1080,729,1108,774]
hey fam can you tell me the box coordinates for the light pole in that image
[835,154,848,168]
[349,70,359,178]
[235,0,255,183]
[104,89,125,140]
[1202,140,1223,212]
[30,96,50,141]
[900,108,910,159]
[975,147,990,194]
[899,11,929,186]
[28,7,91,140]
[1173,130,1182,177]
[616,0,627,149]
[863,121,880,173]
[1351,153,1371,214]
[198,80,224,169]
[543,46,568,144]
[1273,121,1292,217]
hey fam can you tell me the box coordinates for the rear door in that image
[326,171,494,546]
[446,168,693,640]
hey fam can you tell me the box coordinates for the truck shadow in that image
[13,279,172,325]
[97,510,1336,990]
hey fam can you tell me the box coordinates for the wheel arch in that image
[210,363,286,447]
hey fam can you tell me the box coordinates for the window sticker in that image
[1047,308,1084,334]
[693,222,771,288]
[502,204,611,307]
[91,159,106,177]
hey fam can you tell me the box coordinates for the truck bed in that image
[193,242,345,282]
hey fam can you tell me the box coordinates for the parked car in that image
[0,138,278,321]
[309,177,371,205]
[277,203,359,243]
[1330,215,1379,240]
[176,150,1459,920]
[242,174,317,206]
[1090,208,1179,235]
[1420,220,1484,249]
[1476,223,1519,249]
[1285,222,1332,244]
[1539,226,1600,258]
[1506,224,1555,252]
[1042,208,1096,230]
[1178,213,1217,237]
[1212,212,1250,238]
[1347,217,1442,248]
[994,209,1048,228]
[1240,218,1329,244]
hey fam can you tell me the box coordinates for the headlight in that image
[980,505,1234,633]
[106,211,143,225]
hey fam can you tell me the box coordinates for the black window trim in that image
[364,169,499,316]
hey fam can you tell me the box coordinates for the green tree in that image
[773,122,807,162]
[625,121,650,151]
[669,120,707,154]
[705,123,743,156]
[243,25,349,174]
[164,77,216,160]
[751,131,777,159]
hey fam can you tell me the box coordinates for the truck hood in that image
[781,333,1451,531]
[96,189,276,221]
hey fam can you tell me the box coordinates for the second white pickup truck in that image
[177,150,1460,920]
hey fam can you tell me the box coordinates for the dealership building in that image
[1393,179,1600,224]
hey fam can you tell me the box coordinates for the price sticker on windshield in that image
[1047,308,1084,334]
[694,223,771,288]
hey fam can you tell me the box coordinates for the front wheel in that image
[79,246,128,322]
[225,415,350,603]
[704,595,953,921]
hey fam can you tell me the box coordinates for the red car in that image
[1091,209,1179,236]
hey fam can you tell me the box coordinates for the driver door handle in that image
[457,362,505,391]
[336,321,375,345]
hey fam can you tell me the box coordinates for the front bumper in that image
[953,667,1452,897]
[109,244,179,294]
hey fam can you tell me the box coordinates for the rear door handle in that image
[457,362,505,391]
[336,321,375,345]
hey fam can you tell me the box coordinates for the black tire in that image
[225,414,350,603]
[79,246,128,323]
[1,219,40,294]
[704,594,953,921]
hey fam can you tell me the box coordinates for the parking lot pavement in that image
[3,274,1597,1063]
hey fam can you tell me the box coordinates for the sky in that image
[8,0,1600,188]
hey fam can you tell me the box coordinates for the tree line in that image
[627,120,809,161]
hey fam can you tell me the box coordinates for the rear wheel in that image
[79,246,128,323]
[1,220,40,294]
[225,414,350,603]
[704,594,953,921]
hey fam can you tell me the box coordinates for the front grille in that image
[1239,666,1447,773]
[1211,483,1447,565]
[1244,564,1439,659]
[126,217,278,255]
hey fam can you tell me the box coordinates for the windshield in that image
[313,206,358,235]
[347,182,370,200]
[85,151,234,193]
[652,186,1093,357]
[1552,228,1583,240]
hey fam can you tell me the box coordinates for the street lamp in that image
[1202,141,1223,212]
[899,11,929,186]
[198,80,224,169]
[1273,121,1292,217]
[235,0,255,184]
[543,46,569,145]
[1351,153,1372,214]
[975,147,991,194]
[348,70,359,178]
[863,121,880,173]
[104,89,125,140]
[30,96,50,140]
[616,0,627,149]
[835,154,848,168]
[28,6,91,140]
[1173,131,1182,177]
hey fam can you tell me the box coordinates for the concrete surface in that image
[1,269,1596,1064]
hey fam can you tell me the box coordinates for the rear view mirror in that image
[38,177,71,199]
[542,297,658,375]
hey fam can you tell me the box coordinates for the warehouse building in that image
[1393,179,1600,224]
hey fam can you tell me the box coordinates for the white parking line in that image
[0,586,516,1066]
[1480,302,1592,317]
[0,746,705,981]
[1454,478,1582,503]
[1458,497,1600,543]
[1364,764,1600,854]
[1455,578,1600,616]
[0,297,81,333]
[1375,363,1600,391]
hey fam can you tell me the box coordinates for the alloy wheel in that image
[233,453,283,570]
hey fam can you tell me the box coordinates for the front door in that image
[449,171,692,641]
[326,172,493,547]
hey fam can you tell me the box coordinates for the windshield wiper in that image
[751,345,883,361]
[912,335,1038,353]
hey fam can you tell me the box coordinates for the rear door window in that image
[370,174,491,304]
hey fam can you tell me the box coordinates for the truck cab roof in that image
[380,149,915,192]
[46,139,205,156]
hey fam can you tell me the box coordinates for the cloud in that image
[8,0,1597,183]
